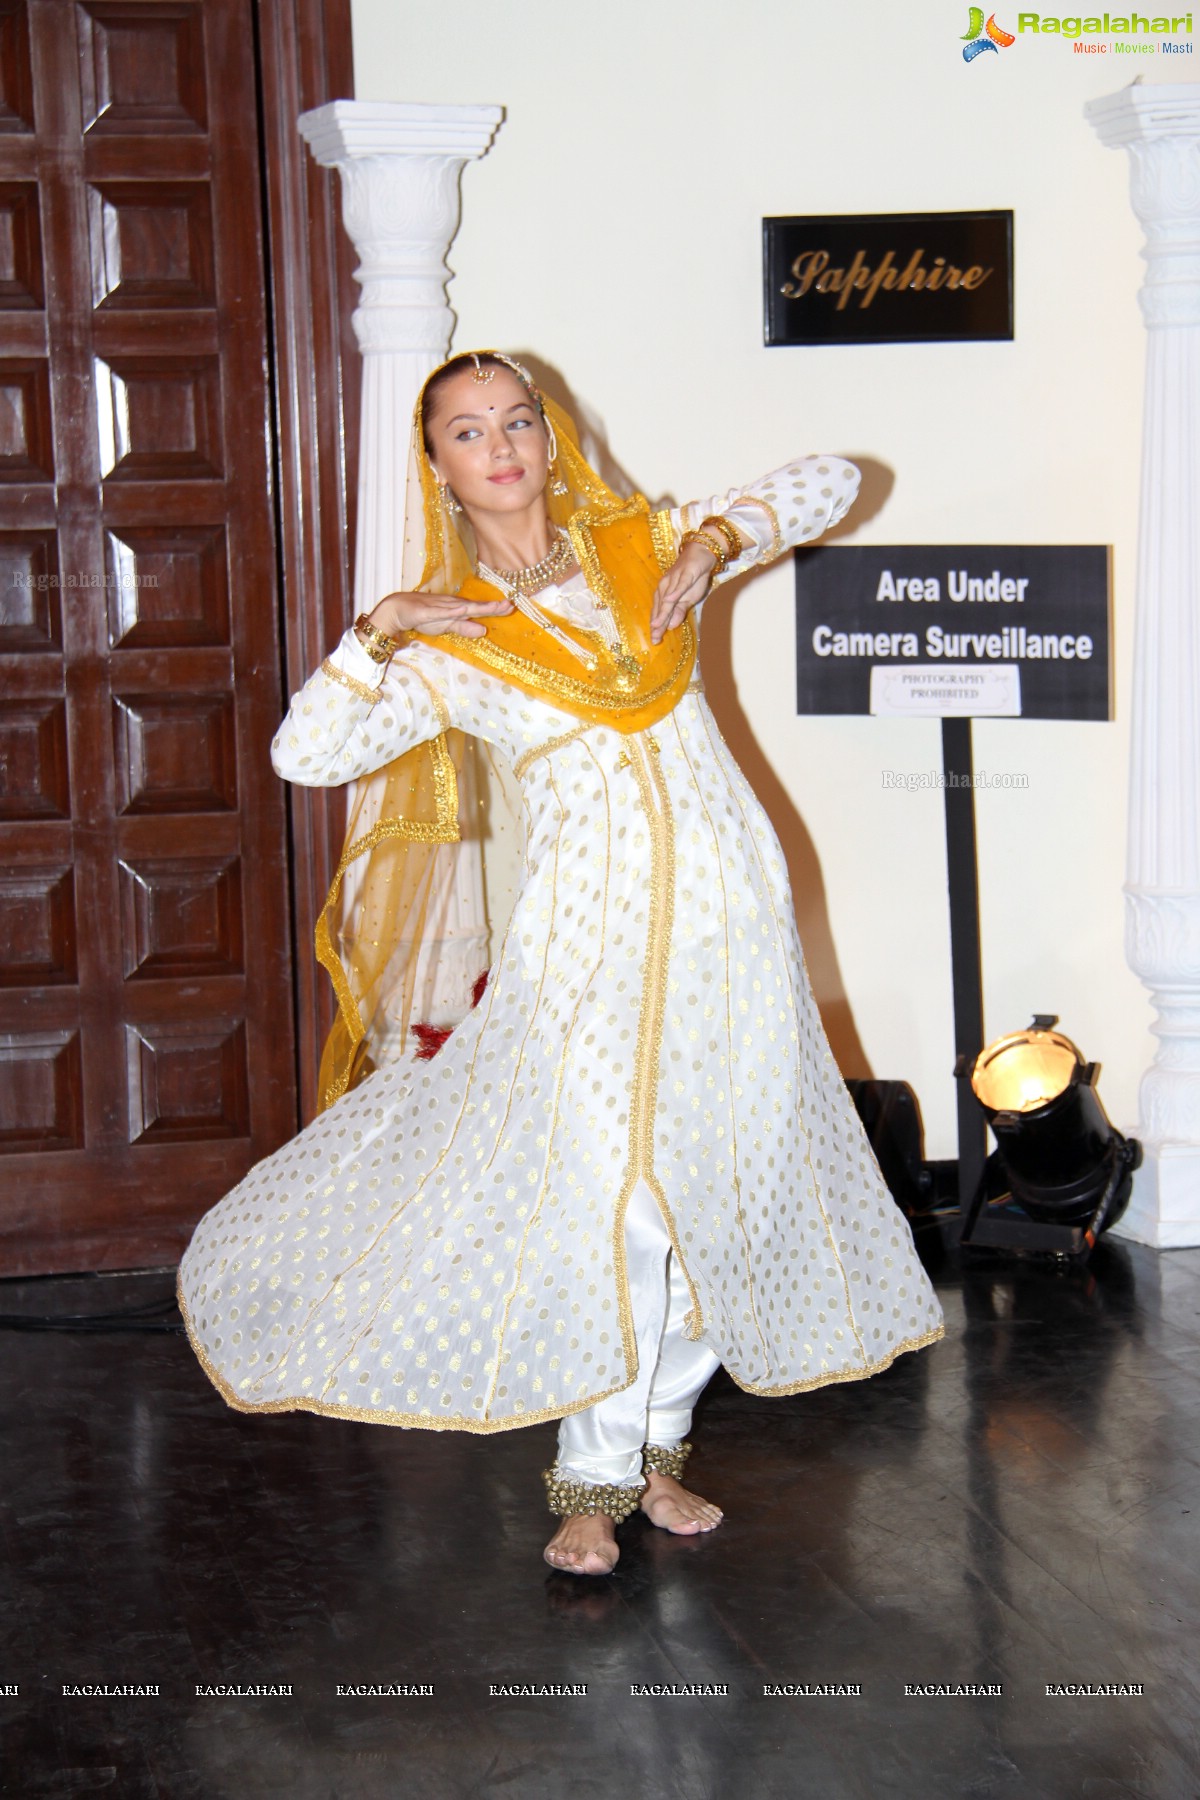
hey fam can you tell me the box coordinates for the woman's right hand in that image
[362,590,515,642]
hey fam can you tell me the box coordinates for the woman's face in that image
[424,366,551,518]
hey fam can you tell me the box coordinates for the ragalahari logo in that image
[962,8,1017,57]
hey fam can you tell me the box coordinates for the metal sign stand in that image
[941,717,987,1215]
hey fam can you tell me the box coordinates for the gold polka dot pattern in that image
[178,465,944,1433]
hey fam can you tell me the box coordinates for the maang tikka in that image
[457,352,569,496]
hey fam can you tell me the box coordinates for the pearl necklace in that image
[475,530,603,671]
[475,528,641,688]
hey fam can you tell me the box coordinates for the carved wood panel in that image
[0,0,299,1272]
[256,0,358,1121]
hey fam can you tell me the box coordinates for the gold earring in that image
[544,419,568,496]
[440,480,460,514]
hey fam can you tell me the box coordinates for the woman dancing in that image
[178,350,943,1577]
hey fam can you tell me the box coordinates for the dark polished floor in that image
[1,1226,1198,1800]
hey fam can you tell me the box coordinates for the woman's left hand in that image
[649,541,719,645]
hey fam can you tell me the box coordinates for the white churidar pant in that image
[554,1181,722,1487]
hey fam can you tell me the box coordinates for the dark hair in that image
[420,354,540,455]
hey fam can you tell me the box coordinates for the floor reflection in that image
[1,1234,1197,1798]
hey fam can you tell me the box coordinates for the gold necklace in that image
[477,528,574,598]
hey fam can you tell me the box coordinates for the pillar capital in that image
[1086,83,1200,328]
[298,98,504,165]
[298,100,503,356]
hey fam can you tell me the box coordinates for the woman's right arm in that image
[270,628,450,787]
[272,583,514,785]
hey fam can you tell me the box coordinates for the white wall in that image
[349,0,1190,1159]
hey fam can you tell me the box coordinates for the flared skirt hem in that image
[176,1270,945,1434]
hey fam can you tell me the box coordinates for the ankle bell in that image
[541,1465,646,1523]
[642,1440,693,1481]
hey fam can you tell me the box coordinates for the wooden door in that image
[0,0,298,1272]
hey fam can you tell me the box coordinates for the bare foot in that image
[640,1468,723,1536]
[543,1513,619,1577]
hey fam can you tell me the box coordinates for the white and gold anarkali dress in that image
[178,456,944,1436]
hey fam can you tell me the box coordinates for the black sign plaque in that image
[794,545,1111,721]
[764,210,1014,346]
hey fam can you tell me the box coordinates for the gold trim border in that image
[313,726,461,1106]
[512,724,592,782]
[320,658,381,705]
[443,619,695,722]
[728,493,782,563]
[725,1322,946,1397]
[176,1270,945,1431]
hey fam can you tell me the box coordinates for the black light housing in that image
[956,1015,1142,1256]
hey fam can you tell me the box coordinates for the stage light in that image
[957,1014,1141,1254]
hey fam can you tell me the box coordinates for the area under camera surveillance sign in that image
[794,545,1112,720]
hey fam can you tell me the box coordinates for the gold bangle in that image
[699,515,743,565]
[679,528,728,575]
[354,612,400,664]
[355,611,399,652]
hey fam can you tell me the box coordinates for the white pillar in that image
[1087,83,1200,1248]
[298,99,504,1041]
